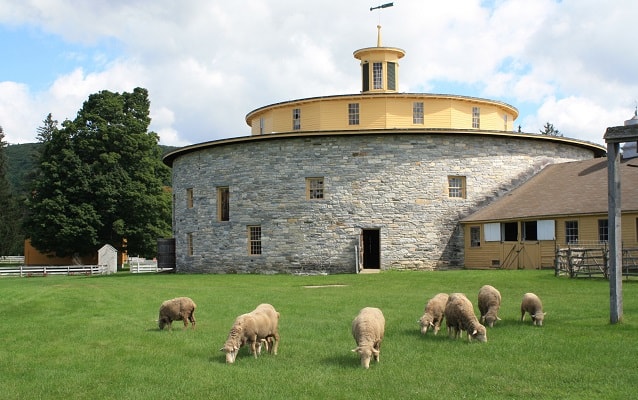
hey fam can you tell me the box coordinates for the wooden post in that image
[607,142,622,323]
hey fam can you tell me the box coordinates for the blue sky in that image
[1,0,637,147]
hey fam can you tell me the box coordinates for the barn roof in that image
[461,157,638,222]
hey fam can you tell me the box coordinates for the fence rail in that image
[0,264,108,277]
[0,256,25,264]
[555,245,638,279]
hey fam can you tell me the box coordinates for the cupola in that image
[353,25,405,93]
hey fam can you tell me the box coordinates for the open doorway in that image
[361,229,380,270]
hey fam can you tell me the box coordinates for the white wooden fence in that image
[128,257,172,273]
[0,264,108,277]
[0,256,25,264]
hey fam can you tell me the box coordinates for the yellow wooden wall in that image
[463,213,638,269]
[248,95,517,135]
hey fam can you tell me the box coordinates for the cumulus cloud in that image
[1,0,636,147]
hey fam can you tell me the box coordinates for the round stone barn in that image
[163,27,604,274]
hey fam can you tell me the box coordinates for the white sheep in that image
[351,307,385,369]
[220,303,280,364]
[418,293,449,335]
[478,285,502,328]
[158,297,197,330]
[521,293,546,326]
[444,293,487,342]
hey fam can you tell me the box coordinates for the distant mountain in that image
[5,143,179,197]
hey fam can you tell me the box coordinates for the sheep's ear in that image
[472,329,478,335]
[429,321,435,327]
[351,347,360,353]
[497,316,502,321]
[219,347,225,352]
[371,348,379,356]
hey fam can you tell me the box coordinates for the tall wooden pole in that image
[607,142,622,324]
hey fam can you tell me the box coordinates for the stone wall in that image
[170,133,596,274]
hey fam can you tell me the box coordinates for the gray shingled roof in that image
[461,157,638,222]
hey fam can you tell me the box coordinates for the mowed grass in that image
[1,270,638,399]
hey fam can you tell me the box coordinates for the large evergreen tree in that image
[0,126,23,255]
[25,88,171,258]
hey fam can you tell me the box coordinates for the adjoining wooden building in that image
[461,156,638,269]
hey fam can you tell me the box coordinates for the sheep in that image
[444,293,487,342]
[418,293,449,335]
[521,293,546,326]
[351,307,385,369]
[478,285,502,328]
[220,303,280,364]
[158,297,197,330]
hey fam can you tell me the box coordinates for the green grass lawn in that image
[1,270,637,399]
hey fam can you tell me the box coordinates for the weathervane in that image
[370,2,393,11]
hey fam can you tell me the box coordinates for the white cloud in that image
[1,0,637,148]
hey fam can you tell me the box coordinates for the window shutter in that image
[362,63,369,92]
[387,62,396,90]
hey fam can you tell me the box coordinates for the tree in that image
[540,122,562,136]
[0,126,23,255]
[24,88,172,258]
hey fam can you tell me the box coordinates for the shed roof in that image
[461,157,638,223]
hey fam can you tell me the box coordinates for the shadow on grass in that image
[320,353,358,368]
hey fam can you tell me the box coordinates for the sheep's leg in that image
[249,336,259,358]
[188,312,196,329]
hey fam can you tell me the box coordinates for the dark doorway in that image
[362,229,380,269]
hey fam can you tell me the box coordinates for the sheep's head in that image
[469,324,488,343]
[158,317,170,330]
[418,315,434,334]
[221,343,240,364]
[484,313,501,328]
[352,346,379,369]
[532,312,546,326]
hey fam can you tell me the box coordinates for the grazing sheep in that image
[418,293,449,335]
[158,297,197,330]
[521,293,546,326]
[220,303,280,364]
[478,285,502,328]
[444,293,487,342]
[351,307,385,369]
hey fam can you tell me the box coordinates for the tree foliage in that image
[24,88,172,258]
[0,126,23,255]
[540,122,562,136]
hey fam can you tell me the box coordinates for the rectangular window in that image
[292,108,301,130]
[413,102,424,124]
[447,176,466,198]
[373,62,383,89]
[259,117,265,135]
[306,177,324,200]
[472,106,480,128]
[598,219,608,243]
[187,232,193,256]
[186,188,194,208]
[484,223,501,242]
[248,226,262,255]
[502,222,518,241]
[537,220,556,240]
[504,114,508,130]
[348,103,360,125]
[523,221,537,241]
[387,62,396,91]
[217,186,229,222]
[470,226,481,247]
[362,63,370,92]
[565,220,579,244]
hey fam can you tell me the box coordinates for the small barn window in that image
[387,62,396,91]
[306,177,324,200]
[349,103,360,125]
[186,188,194,209]
[484,223,500,242]
[413,102,424,124]
[373,62,383,89]
[598,219,608,243]
[470,226,481,247]
[292,108,301,130]
[502,222,518,242]
[522,221,537,241]
[472,107,480,128]
[187,232,193,256]
[248,226,262,255]
[565,220,579,244]
[217,186,229,222]
[448,176,466,198]
[537,220,555,240]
